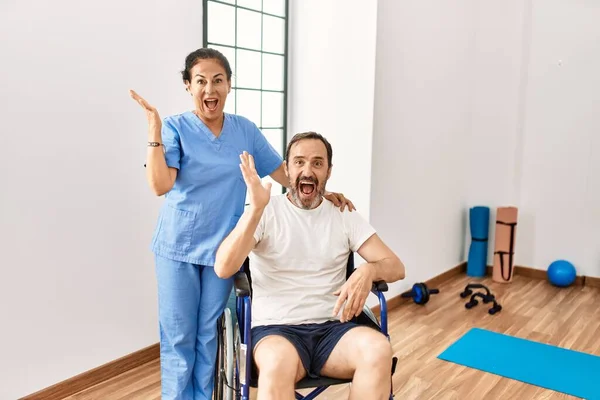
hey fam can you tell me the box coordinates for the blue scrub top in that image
[151,111,283,266]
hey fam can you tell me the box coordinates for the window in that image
[203,0,289,195]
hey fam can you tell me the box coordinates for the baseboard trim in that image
[485,265,586,286]
[20,343,159,400]
[584,276,600,288]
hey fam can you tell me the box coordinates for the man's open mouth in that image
[299,180,316,196]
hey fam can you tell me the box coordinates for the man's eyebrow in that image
[293,155,324,160]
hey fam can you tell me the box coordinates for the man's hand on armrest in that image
[332,234,406,322]
[332,265,375,322]
[214,151,271,279]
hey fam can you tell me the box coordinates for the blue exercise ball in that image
[547,260,576,287]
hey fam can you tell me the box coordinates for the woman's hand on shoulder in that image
[324,191,356,212]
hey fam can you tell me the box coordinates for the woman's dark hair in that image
[285,131,333,168]
[181,48,232,83]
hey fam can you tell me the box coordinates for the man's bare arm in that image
[356,233,405,283]
[215,151,271,279]
[214,206,263,279]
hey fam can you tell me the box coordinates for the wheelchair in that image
[214,253,398,400]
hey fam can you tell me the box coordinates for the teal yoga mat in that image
[438,328,600,399]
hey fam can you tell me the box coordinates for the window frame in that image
[202,0,289,184]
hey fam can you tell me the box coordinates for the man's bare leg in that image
[253,335,306,400]
[319,326,392,400]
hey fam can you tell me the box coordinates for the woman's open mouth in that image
[204,99,219,111]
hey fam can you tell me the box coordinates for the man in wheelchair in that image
[215,132,406,400]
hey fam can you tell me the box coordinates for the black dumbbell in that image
[401,283,439,305]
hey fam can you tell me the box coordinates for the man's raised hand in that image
[240,151,271,210]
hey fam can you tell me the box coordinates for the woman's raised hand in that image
[129,89,161,130]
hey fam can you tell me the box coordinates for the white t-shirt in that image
[249,194,376,327]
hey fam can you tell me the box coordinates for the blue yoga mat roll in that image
[467,206,490,277]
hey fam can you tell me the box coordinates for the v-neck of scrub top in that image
[186,111,230,149]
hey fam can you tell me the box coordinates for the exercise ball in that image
[547,260,576,287]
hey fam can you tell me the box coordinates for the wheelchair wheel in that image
[214,308,237,400]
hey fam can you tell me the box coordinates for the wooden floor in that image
[63,273,600,399]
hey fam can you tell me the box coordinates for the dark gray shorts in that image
[251,320,361,378]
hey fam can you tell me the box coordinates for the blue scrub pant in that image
[155,255,233,400]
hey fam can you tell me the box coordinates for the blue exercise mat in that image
[438,327,600,399]
[467,206,490,277]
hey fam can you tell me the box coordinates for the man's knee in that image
[356,330,393,369]
[254,335,305,382]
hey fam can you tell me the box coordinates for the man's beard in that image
[288,175,326,210]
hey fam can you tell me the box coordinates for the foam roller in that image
[493,206,518,283]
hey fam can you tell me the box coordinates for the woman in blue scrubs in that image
[130,48,354,400]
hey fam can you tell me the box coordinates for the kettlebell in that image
[401,283,439,305]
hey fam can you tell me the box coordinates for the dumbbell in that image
[401,283,439,305]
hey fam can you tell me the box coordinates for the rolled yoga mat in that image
[467,206,490,277]
[493,206,518,283]
[438,328,600,400]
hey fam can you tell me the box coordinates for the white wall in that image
[464,0,600,279]
[370,0,476,298]
[371,0,600,291]
[517,0,600,277]
[287,0,378,220]
[0,1,202,398]
[462,0,529,266]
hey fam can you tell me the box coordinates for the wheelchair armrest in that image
[233,271,251,297]
[371,280,388,293]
